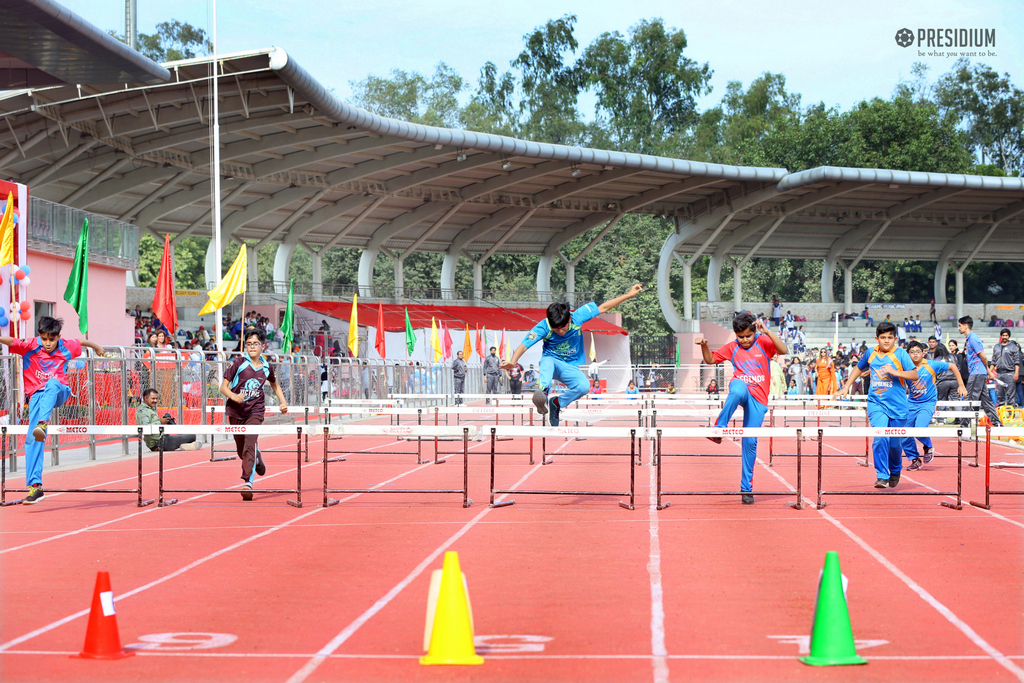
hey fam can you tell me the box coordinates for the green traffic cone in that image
[799,551,868,666]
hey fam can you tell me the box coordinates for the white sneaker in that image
[240,482,253,501]
[180,442,202,451]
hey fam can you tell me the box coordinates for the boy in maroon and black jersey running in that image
[219,328,288,500]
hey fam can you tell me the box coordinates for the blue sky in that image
[67,0,1022,116]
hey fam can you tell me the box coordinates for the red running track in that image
[0,422,1021,683]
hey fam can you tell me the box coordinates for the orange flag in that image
[374,301,386,358]
[463,324,472,359]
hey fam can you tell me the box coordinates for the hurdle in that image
[814,427,965,510]
[1,426,155,507]
[768,409,868,466]
[653,427,803,509]
[323,406,434,463]
[206,405,315,462]
[320,424,477,508]
[157,425,304,507]
[969,427,1024,510]
[486,425,639,510]
[554,408,645,464]
[425,406,534,463]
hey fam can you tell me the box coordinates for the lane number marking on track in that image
[767,635,888,654]
[473,635,552,654]
[127,633,238,651]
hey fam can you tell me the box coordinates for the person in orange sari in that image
[815,349,838,395]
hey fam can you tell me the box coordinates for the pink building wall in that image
[27,250,134,346]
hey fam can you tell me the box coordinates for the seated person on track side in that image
[834,322,919,489]
[0,316,106,505]
[219,328,289,501]
[902,340,967,471]
[503,284,642,427]
[136,388,202,452]
[696,313,788,505]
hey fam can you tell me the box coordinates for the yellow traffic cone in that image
[420,551,484,665]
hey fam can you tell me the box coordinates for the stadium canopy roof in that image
[0,47,1021,331]
[0,0,170,89]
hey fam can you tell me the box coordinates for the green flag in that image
[675,337,680,366]
[404,307,416,355]
[63,217,89,334]
[279,279,294,353]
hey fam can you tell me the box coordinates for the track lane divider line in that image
[755,457,1024,682]
[284,438,576,683]
[647,448,669,683]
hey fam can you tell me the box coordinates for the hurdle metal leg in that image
[287,427,302,508]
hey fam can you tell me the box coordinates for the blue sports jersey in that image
[521,302,600,365]
[964,331,986,375]
[857,346,914,419]
[909,360,949,404]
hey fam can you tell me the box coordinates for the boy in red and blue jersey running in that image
[696,313,788,504]
[835,322,919,488]
[0,316,106,504]
[902,340,967,471]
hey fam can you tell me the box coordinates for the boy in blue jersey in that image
[902,340,967,471]
[502,284,642,426]
[958,316,1001,426]
[835,322,920,488]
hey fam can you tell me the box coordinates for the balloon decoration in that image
[6,262,32,333]
[18,301,29,312]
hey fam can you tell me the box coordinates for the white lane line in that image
[756,458,1024,682]
[284,438,575,683]
[4,649,1021,661]
[0,451,430,653]
[648,452,669,683]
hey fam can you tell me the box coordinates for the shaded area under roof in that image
[0,0,170,88]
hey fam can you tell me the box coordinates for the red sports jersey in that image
[711,334,778,406]
[9,337,82,398]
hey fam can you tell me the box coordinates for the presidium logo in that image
[895,27,997,57]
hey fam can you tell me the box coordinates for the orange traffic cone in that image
[71,571,134,660]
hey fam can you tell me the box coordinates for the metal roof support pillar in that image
[246,244,258,297]
[820,257,836,305]
[934,259,950,306]
[394,254,403,299]
[565,261,575,309]
[955,268,965,322]
[731,258,742,314]
[473,260,483,302]
[311,248,322,299]
[272,242,296,295]
[843,263,853,315]
[204,236,220,290]
[536,253,554,303]
[358,247,378,298]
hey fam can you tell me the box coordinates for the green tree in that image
[108,20,211,63]
[350,63,465,128]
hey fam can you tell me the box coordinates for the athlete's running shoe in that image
[873,478,889,488]
[548,396,561,427]
[888,473,901,488]
[922,446,934,464]
[532,389,548,415]
[907,458,923,471]
[32,421,48,443]
[23,484,44,504]
[255,447,266,476]
[241,482,253,501]
[741,493,754,505]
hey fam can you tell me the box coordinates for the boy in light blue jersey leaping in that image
[502,284,642,426]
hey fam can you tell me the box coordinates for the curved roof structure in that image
[0,46,1021,329]
[0,0,170,88]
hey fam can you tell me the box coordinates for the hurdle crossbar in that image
[321,425,476,508]
[206,405,316,462]
[970,427,1024,510]
[157,425,304,508]
[488,426,639,510]
[323,407,431,464]
[814,427,965,510]
[653,427,804,509]
[1,426,155,507]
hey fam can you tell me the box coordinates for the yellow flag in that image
[348,293,359,357]
[198,247,247,315]
[431,317,441,362]
[0,192,14,267]
[589,332,597,362]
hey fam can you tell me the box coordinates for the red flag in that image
[499,329,506,359]
[442,320,453,360]
[151,234,178,333]
[374,301,386,358]
[476,325,484,361]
